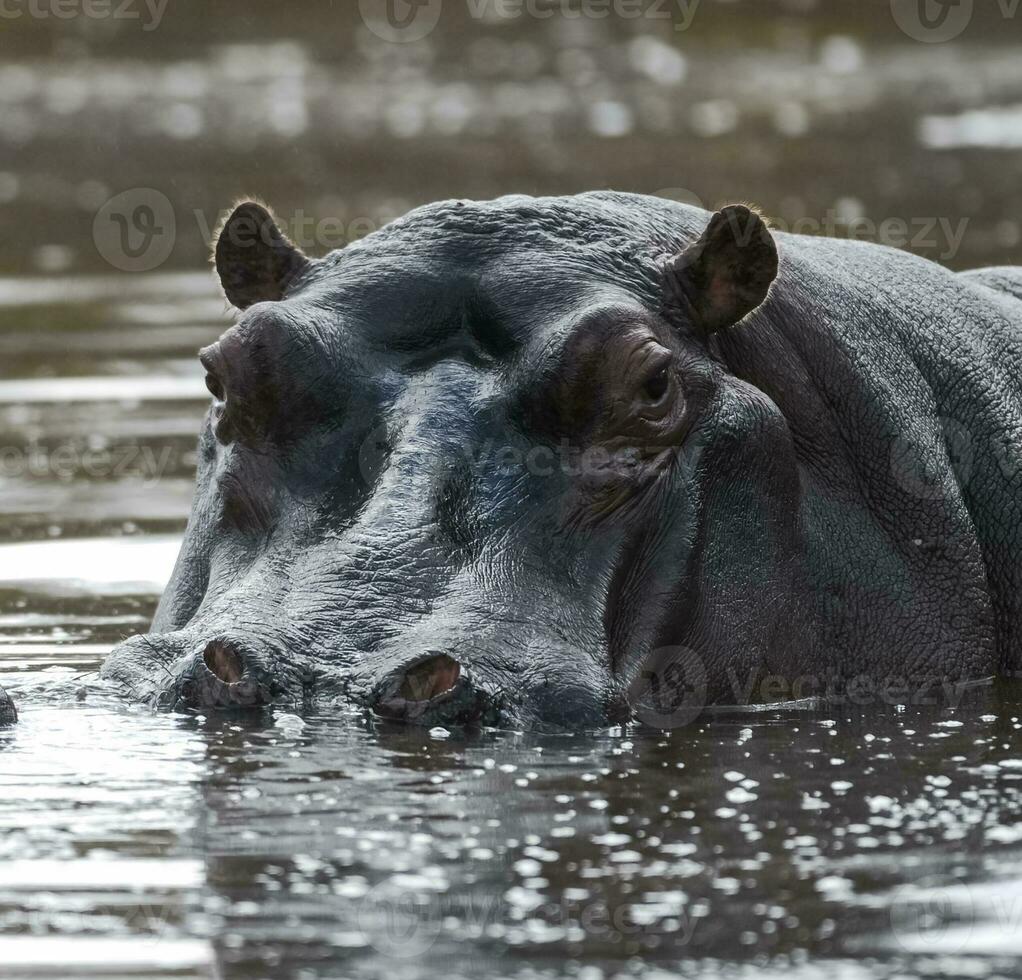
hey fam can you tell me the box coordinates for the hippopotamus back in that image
[717,231,1022,684]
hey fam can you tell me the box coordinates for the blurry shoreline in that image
[2,2,1021,276]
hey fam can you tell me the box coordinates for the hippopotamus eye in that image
[633,344,676,418]
[199,345,225,397]
[643,365,670,403]
[198,343,236,441]
[204,369,225,402]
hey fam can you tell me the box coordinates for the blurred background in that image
[3,0,1022,277]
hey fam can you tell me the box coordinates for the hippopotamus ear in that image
[664,204,778,335]
[214,201,312,310]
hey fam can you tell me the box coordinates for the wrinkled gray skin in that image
[13,190,1019,732]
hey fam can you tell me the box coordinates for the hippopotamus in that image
[62,190,1022,731]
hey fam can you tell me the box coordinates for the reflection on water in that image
[4,2,1022,977]
[7,656,1022,978]
[0,535,180,591]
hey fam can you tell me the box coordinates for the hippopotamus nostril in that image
[204,641,245,685]
[397,654,461,702]
[376,655,487,726]
[177,640,270,710]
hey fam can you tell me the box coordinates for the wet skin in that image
[49,190,1022,732]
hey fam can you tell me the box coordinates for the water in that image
[4,3,1022,977]
[9,655,1022,979]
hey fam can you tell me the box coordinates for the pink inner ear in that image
[398,655,462,702]
[705,272,733,319]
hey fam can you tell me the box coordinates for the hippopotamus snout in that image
[105,632,285,713]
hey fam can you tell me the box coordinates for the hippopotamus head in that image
[103,192,796,730]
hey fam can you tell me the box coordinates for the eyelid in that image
[205,372,226,401]
[634,342,673,380]
[633,343,677,421]
[199,344,227,400]
[647,348,673,373]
